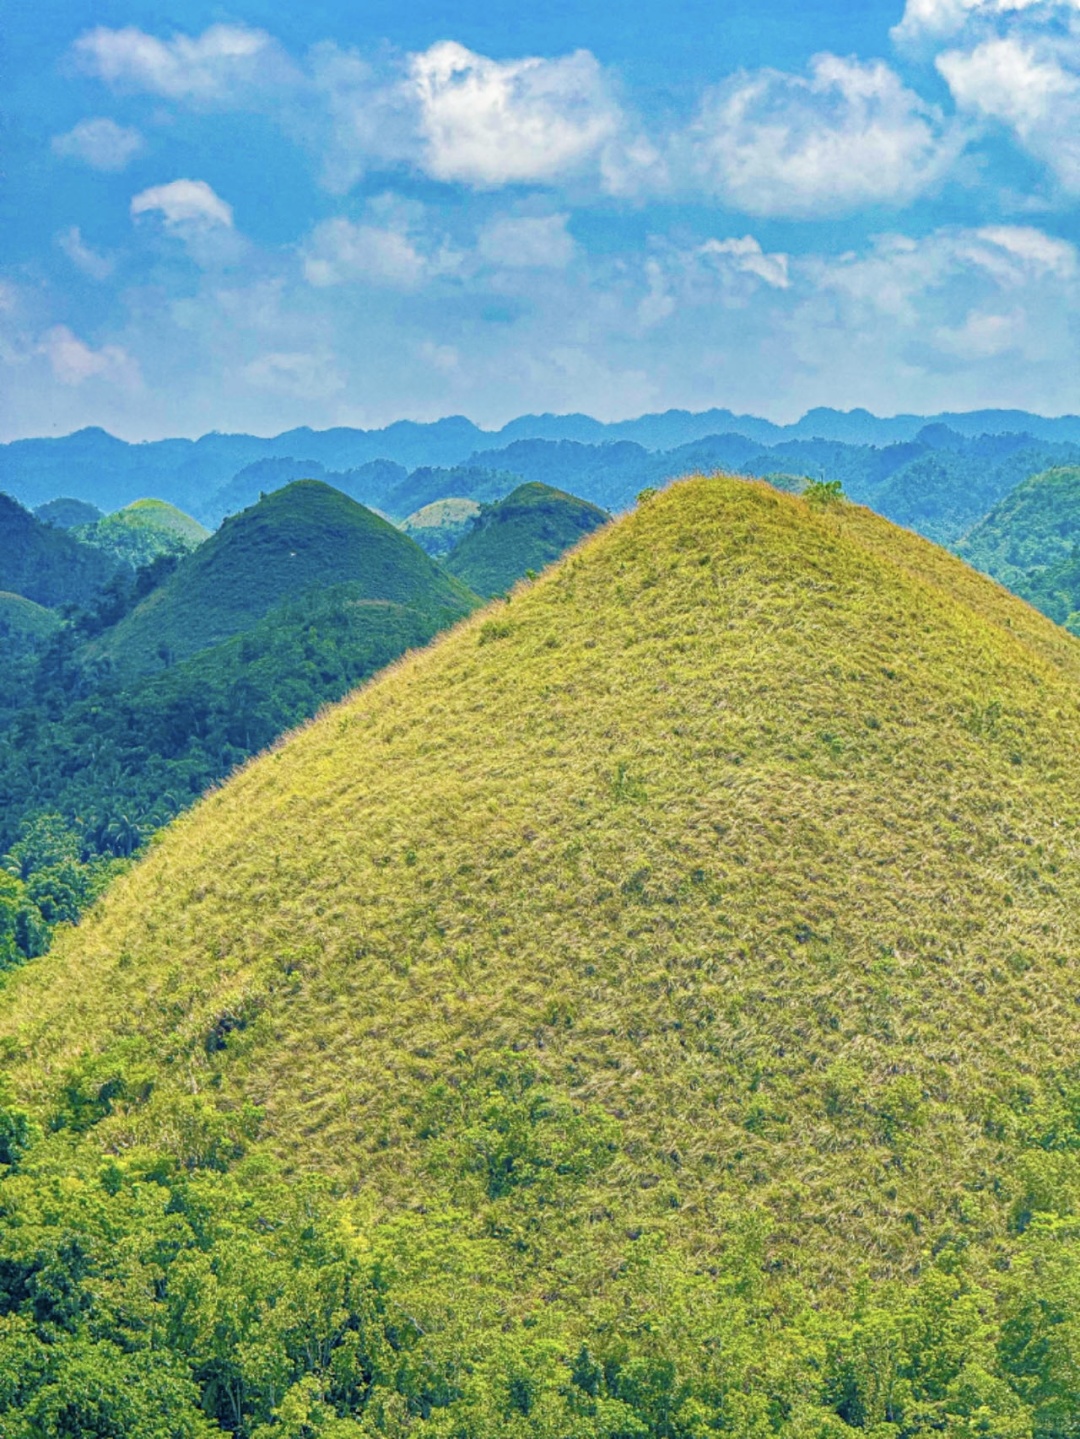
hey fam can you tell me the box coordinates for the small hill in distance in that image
[444,480,609,595]
[402,497,481,556]
[34,496,102,529]
[382,464,524,520]
[85,479,477,677]
[0,491,117,609]
[74,498,210,569]
[10,478,1080,1431]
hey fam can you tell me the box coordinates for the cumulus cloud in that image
[51,117,144,171]
[72,23,291,103]
[637,234,791,328]
[38,326,140,388]
[131,179,234,230]
[477,214,576,269]
[409,41,621,186]
[809,224,1077,326]
[689,54,959,216]
[937,33,1080,188]
[893,0,1080,44]
[302,199,460,289]
[56,227,115,281]
[242,350,345,398]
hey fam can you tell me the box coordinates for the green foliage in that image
[957,467,1080,630]
[0,1115,1078,1436]
[2,813,125,942]
[445,482,608,597]
[805,477,845,506]
[0,491,117,609]
[74,499,209,569]
[0,583,476,861]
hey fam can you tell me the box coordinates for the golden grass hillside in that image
[6,473,1080,1308]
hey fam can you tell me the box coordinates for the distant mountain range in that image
[7,407,1080,517]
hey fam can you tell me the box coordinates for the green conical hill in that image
[10,476,1080,1429]
[0,491,116,608]
[445,480,609,595]
[75,497,209,568]
[87,479,477,675]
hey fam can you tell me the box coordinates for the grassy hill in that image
[402,497,481,556]
[7,477,1080,1432]
[445,481,609,595]
[87,480,477,677]
[74,498,209,569]
[0,491,117,610]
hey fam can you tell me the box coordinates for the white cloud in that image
[973,223,1077,275]
[893,0,1080,43]
[478,214,576,269]
[72,23,288,103]
[131,179,234,230]
[937,35,1080,188]
[304,218,428,288]
[699,237,791,289]
[637,234,791,328]
[690,54,959,216]
[934,306,1027,356]
[938,35,1076,126]
[56,227,115,281]
[242,350,345,398]
[409,41,620,186]
[38,326,140,388]
[302,198,461,289]
[52,117,144,171]
[808,224,1078,326]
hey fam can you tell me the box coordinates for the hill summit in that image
[87,479,477,675]
[75,498,209,569]
[445,480,609,595]
[6,477,1080,1434]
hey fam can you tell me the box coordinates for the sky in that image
[2,0,1080,440]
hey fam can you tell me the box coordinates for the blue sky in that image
[2,0,1079,439]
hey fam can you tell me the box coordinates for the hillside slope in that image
[0,492,117,609]
[87,480,476,676]
[9,477,1080,1432]
[958,464,1080,586]
[75,498,209,568]
[445,481,609,595]
[0,592,62,653]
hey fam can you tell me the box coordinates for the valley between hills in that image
[3,411,1080,1435]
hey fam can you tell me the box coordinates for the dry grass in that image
[6,475,1080,1304]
